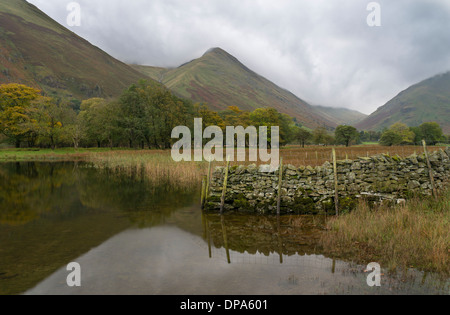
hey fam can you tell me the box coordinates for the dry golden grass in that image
[320,190,450,276]
[279,145,445,167]
[87,150,208,187]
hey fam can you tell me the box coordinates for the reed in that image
[87,150,208,188]
[320,189,450,276]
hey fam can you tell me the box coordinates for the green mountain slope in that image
[356,72,450,134]
[311,105,367,126]
[0,0,150,100]
[131,48,337,130]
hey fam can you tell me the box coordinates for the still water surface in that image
[0,162,448,295]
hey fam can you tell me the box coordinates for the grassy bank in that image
[320,190,450,277]
[0,148,111,161]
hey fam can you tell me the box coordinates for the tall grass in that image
[87,150,208,187]
[320,189,450,276]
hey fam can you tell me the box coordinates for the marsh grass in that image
[87,150,208,187]
[320,189,450,277]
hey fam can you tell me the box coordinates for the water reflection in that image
[25,225,448,295]
[0,162,198,295]
[1,162,448,295]
[202,214,327,264]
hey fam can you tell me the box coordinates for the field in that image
[277,144,444,167]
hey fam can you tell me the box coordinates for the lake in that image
[0,162,448,295]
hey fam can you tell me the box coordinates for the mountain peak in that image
[200,47,252,73]
[204,47,228,56]
[202,47,237,62]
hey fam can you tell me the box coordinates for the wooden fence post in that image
[277,158,284,215]
[422,140,438,199]
[220,160,230,214]
[201,175,207,210]
[221,215,231,264]
[204,160,212,206]
[332,148,339,216]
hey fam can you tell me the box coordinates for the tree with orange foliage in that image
[0,83,41,147]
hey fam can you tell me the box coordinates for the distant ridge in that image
[356,72,450,133]
[312,105,367,126]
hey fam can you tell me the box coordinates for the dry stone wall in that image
[205,147,450,214]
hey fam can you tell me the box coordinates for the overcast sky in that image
[27,0,450,114]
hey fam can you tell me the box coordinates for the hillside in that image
[131,48,338,130]
[0,0,150,101]
[311,105,367,126]
[356,72,450,134]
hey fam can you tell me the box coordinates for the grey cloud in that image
[27,0,450,114]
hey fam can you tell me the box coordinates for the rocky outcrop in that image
[206,149,450,214]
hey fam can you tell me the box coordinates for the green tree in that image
[79,98,108,147]
[410,126,423,145]
[119,80,195,149]
[419,122,444,145]
[295,127,312,148]
[313,127,334,145]
[30,97,76,149]
[379,130,403,146]
[335,125,359,147]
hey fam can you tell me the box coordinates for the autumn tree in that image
[380,123,415,146]
[220,106,251,128]
[194,103,225,129]
[0,84,41,147]
[248,107,296,146]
